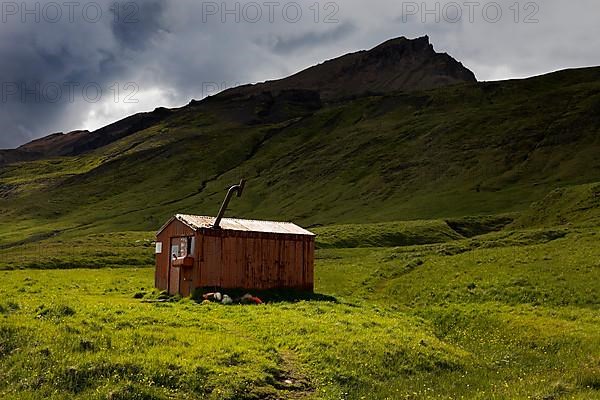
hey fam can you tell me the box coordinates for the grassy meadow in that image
[1,215,599,399]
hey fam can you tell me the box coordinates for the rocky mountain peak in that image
[220,35,476,102]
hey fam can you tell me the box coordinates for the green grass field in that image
[1,216,598,399]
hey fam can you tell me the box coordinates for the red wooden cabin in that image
[155,214,315,296]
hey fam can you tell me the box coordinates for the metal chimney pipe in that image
[213,179,246,229]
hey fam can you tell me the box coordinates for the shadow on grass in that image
[191,288,337,304]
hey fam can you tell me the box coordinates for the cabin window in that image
[155,242,163,254]
[170,243,179,259]
[171,237,195,259]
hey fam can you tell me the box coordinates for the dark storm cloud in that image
[0,0,599,148]
[0,0,170,148]
[110,0,168,50]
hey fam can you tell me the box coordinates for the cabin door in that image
[168,238,181,295]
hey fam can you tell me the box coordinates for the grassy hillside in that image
[514,182,600,228]
[1,223,599,399]
[1,180,599,398]
[1,67,600,244]
[313,219,464,248]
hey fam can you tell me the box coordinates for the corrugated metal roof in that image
[158,214,315,236]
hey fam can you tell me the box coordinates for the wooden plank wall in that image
[195,230,314,291]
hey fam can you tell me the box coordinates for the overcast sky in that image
[1,0,599,148]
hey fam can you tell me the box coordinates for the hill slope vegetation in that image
[0,38,599,243]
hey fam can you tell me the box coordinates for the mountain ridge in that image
[1,36,475,162]
[219,35,476,101]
